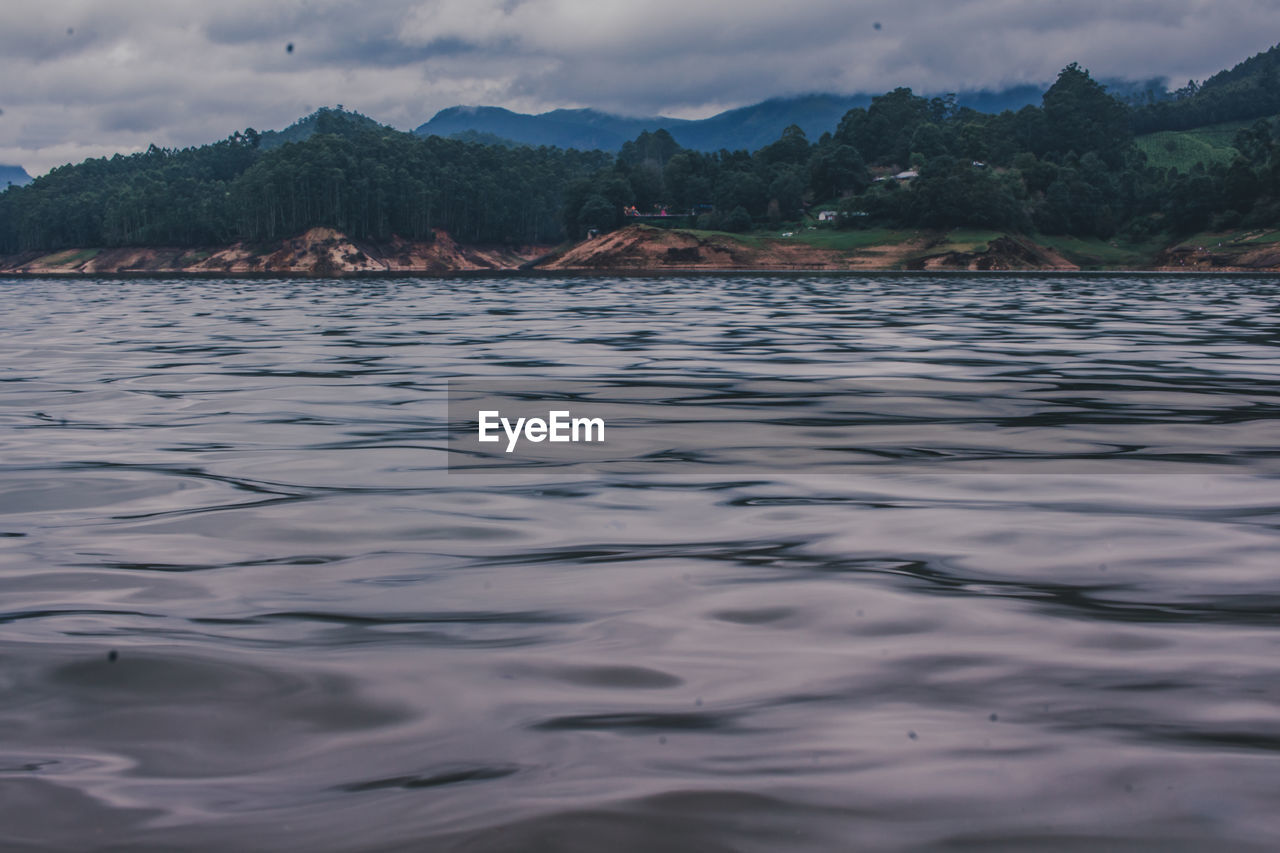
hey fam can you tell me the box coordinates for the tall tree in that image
[1041,63,1132,167]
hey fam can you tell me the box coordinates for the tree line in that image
[0,110,610,253]
[3,57,1279,254]
[565,62,1280,240]
[1130,43,1280,133]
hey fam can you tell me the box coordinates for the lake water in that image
[1,273,1279,851]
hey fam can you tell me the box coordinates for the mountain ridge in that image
[1,164,32,188]
[413,82,1160,152]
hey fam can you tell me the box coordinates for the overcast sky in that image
[2,0,1278,174]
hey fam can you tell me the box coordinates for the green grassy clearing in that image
[1136,131,1237,172]
[1170,227,1280,249]
[1135,116,1276,172]
[39,248,101,266]
[677,227,769,249]
[1032,233,1166,268]
[772,227,922,251]
[936,228,1005,252]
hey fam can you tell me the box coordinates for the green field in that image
[1031,233,1167,268]
[773,226,1005,254]
[1169,227,1280,250]
[662,222,1275,270]
[780,227,920,251]
[935,228,1005,253]
[39,248,100,266]
[1134,117,1275,172]
[679,227,769,249]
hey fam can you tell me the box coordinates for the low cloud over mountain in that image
[2,1,1278,174]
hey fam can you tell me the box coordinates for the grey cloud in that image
[201,3,491,73]
[98,102,166,134]
[3,0,1280,175]
[0,19,112,62]
[203,3,313,44]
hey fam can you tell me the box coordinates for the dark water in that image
[2,274,1279,852]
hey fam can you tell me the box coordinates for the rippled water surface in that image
[2,274,1279,851]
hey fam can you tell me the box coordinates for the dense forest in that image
[2,45,1279,255]
[1131,43,1280,132]
[568,62,1279,240]
[0,111,610,251]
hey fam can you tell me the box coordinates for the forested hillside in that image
[414,85,1158,154]
[1132,44,1280,132]
[3,46,1279,256]
[562,63,1279,240]
[0,110,609,252]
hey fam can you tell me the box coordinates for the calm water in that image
[2,274,1279,851]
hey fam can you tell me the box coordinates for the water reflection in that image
[0,274,1278,851]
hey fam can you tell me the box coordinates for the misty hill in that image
[1,165,32,189]
[6,42,1280,261]
[412,85,1152,152]
[1134,43,1280,132]
[258,108,387,149]
[415,106,685,151]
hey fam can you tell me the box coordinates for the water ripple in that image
[2,274,1279,851]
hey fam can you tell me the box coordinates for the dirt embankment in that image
[24,223,1280,276]
[1153,241,1280,272]
[538,226,848,271]
[912,236,1078,271]
[535,225,1079,272]
[0,228,547,276]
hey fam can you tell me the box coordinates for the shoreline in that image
[9,269,1280,282]
[4,224,1279,277]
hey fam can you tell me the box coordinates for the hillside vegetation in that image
[1136,126,1239,172]
[3,44,1280,258]
[1132,44,1280,132]
[0,110,609,251]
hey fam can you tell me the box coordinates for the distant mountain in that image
[414,97,878,152]
[412,87,1077,152]
[1,164,32,189]
[662,95,872,152]
[258,107,388,149]
[414,106,678,151]
[260,80,1166,159]
[448,129,523,148]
